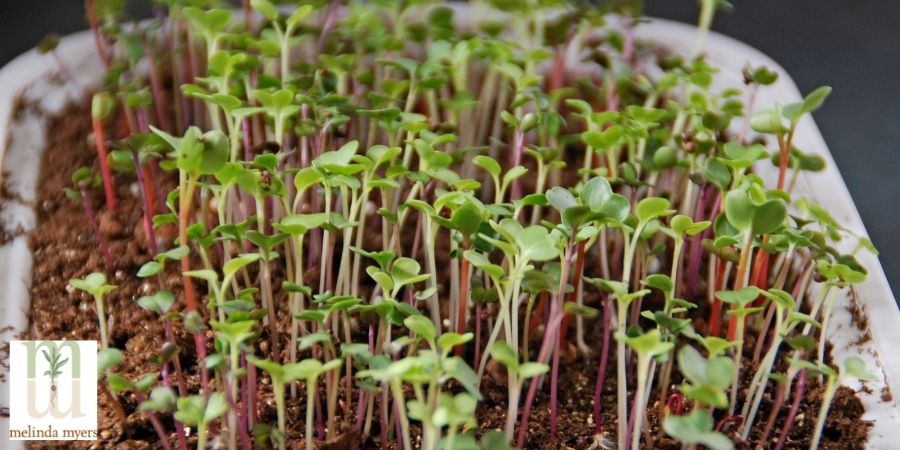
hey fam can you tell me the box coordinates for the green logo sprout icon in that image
[42,345,69,408]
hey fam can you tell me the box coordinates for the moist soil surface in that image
[10,99,872,450]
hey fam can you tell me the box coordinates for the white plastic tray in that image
[0,15,897,449]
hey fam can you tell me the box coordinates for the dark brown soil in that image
[10,99,873,450]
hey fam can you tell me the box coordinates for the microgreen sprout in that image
[70,272,117,349]
[91,92,118,210]
[798,357,876,450]
[663,409,733,450]
[65,167,115,273]
[618,329,673,450]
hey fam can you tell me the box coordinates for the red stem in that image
[92,119,117,210]
[727,241,770,340]
[665,393,685,416]
[177,180,211,395]
[84,0,112,69]
[474,303,482,369]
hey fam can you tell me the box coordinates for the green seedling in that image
[250,356,342,450]
[739,289,819,439]
[91,92,118,209]
[751,86,831,190]
[174,393,228,450]
[589,278,650,450]
[664,409,734,450]
[796,357,875,450]
[490,341,550,440]
[359,329,480,450]
[676,345,735,409]
[617,329,674,450]
[65,167,115,274]
[716,286,761,413]
[211,320,256,449]
[70,273,117,349]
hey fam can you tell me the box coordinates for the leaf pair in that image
[724,187,787,235]
[490,341,550,380]
[677,346,734,408]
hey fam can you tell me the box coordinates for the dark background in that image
[2,1,898,298]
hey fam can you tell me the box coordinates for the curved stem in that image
[774,369,806,450]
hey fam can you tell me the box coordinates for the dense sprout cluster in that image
[56,1,878,449]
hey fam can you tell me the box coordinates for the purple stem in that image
[356,324,376,433]
[241,356,249,439]
[80,188,114,274]
[248,356,258,429]
[791,258,815,298]
[263,195,274,234]
[222,370,253,450]
[394,401,405,450]
[593,297,612,435]
[550,330,562,439]
[133,391,174,450]
[774,369,807,450]
[355,388,368,434]
[315,382,325,440]
[160,324,188,450]
[684,185,710,298]
[517,244,574,449]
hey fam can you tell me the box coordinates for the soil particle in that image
[881,385,893,403]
